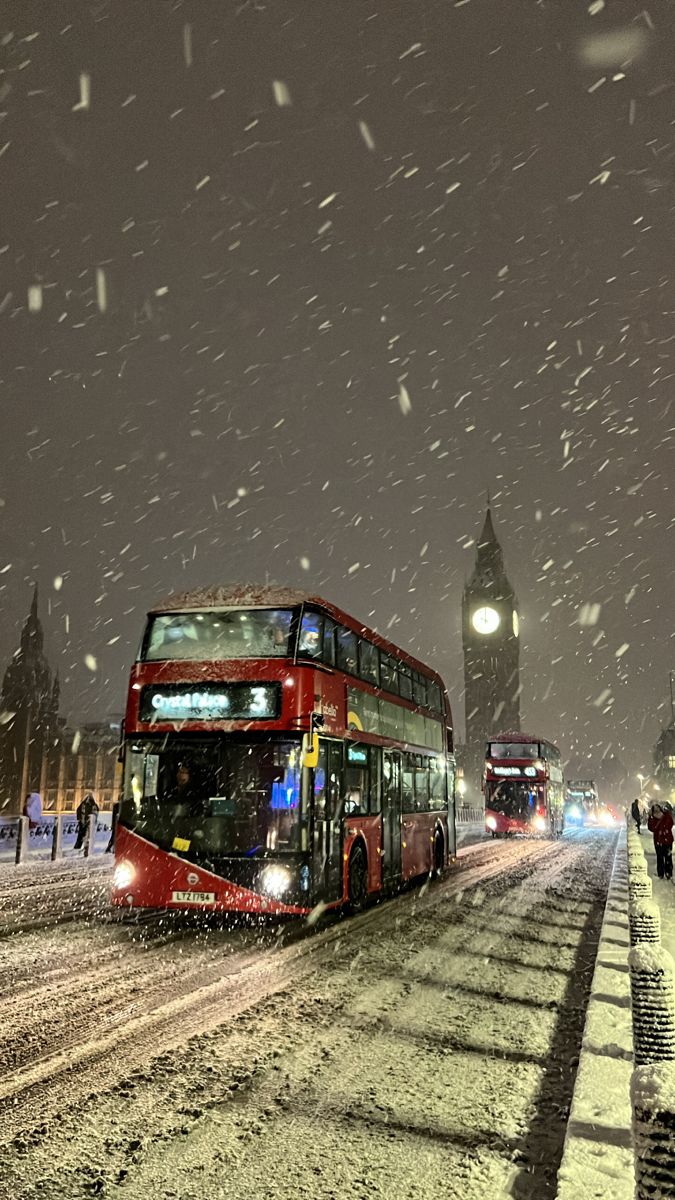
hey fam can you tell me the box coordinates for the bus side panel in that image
[401,812,436,880]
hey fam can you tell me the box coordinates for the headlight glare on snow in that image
[260,865,292,898]
[113,860,135,891]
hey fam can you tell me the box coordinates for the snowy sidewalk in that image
[641,831,675,960]
[556,829,634,1200]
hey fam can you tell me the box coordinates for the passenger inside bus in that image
[166,762,202,808]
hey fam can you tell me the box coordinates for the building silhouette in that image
[461,505,521,800]
[44,718,122,814]
[0,588,121,815]
[0,587,58,812]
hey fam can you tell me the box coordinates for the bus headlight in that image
[486,815,497,831]
[568,805,580,820]
[113,861,135,891]
[600,810,615,827]
[260,865,292,898]
[533,815,547,832]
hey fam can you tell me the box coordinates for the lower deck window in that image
[120,738,302,857]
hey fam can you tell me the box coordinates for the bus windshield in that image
[489,742,539,760]
[142,608,294,661]
[120,737,303,858]
[486,780,536,818]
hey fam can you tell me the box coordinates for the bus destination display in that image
[139,682,280,722]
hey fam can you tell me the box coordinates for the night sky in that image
[1,0,673,784]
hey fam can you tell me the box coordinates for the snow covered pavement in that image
[641,830,675,961]
[555,829,633,1200]
[0,855,113,934]
[0,830,617,1200]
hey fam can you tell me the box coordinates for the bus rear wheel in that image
[348,845,369,913]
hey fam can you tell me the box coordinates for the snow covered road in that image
[0,830,617,1200]
[0,856,113,935]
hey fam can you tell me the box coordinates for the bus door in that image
[446,755,457,857]
[382,750,402,887]
[311,741,344,905]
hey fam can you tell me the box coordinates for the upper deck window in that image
[358,639,380,687]
[142,608,294,662]
[380,653,399,695]
[412,672,427,707]
[399,665,413,702]
[336,627,358,675]
[489,741,539,760]
[298,610,323,658]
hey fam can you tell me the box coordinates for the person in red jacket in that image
[647,804,674,881]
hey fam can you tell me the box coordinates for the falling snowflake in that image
[398,383,412,415]
[358,120,375,150]
[272,80,292,106]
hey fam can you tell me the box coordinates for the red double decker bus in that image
[484,731,565,838]
[112,586,456,916]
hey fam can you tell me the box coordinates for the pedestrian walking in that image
[105,800,119,853]
[631,797,642,834]
[23,791,42,830]
[647,803,673,881]
[74,792,99,850]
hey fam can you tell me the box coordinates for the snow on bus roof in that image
[150,584,311,612]
[148,584,447,685]
[491,731,547,743]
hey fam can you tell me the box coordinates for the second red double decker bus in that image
[484,731,565,838]
[113,586,456,916]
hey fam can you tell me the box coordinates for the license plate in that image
[171,890,216,904]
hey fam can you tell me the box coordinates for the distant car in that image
[564,803,584,826]
[597,804,619,828]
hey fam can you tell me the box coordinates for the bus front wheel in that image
[348,845,369,913]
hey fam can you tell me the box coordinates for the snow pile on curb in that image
[556,830,633,1200]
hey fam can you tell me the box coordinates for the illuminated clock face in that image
[512,610,520,638]
[472,605,500,635]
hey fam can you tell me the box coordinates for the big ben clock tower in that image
[462,504,521,799]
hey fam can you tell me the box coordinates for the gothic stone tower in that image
[0,587,58,812]
[462,506,521,798]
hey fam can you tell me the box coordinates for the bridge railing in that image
[0,812,113,864]
[456,807,485,824]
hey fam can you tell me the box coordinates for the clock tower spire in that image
[461,503,521,800]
